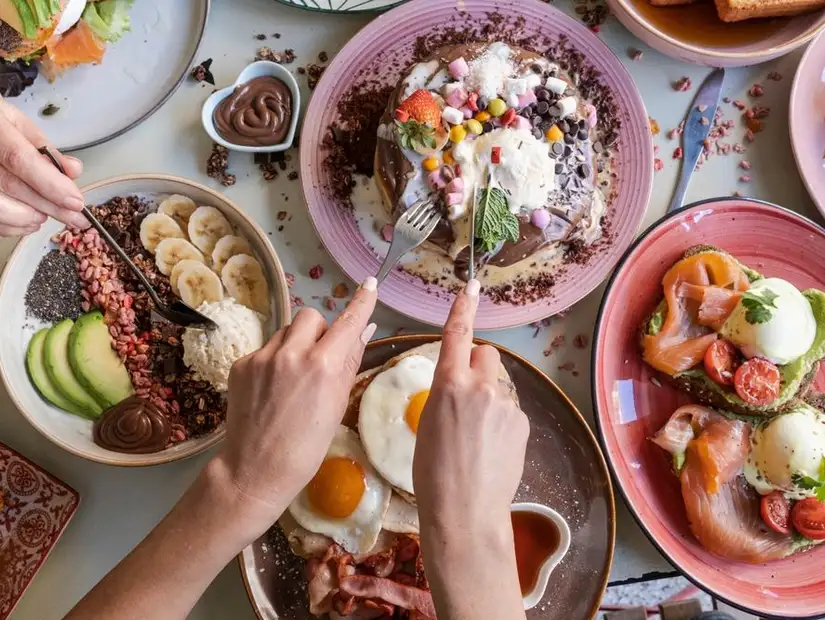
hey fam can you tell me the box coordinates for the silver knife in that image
[667,67,725,214]
[469,181,476,282]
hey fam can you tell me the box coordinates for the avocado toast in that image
[641,245,825,416]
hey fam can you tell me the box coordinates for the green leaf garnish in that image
[395,119,435,151]
[791,457,825,500]
[741,288,779,325]
[474,187,520,253]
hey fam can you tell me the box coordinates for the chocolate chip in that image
[536,89,550,102]
[577,130,589,141]
[482,121,494,133]
[552,142,564,156]
[440,166,455,183]
[533,128,544,140]
[593,141,604,153]
[559,120,569,133]
[578,119,587,130]
[531,115,542,127]
[531,63,543,73]
[555,163,564,174]
[478,96,489,111]
[519,108,532,118]
[536,101,550,116]
[564,133,575,144]
[563,145,573,157]
[577,163,592,178]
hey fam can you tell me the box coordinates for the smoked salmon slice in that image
[45,20,105,69]
[643,252,751,375]
[654,405,794,563]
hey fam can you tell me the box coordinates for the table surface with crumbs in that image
[0,0,821,618]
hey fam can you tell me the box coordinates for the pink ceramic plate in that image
[0,442,79,618]
[593,199,825,618]
[300,0,652,329]
[791,30,825,223]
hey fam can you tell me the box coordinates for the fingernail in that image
[65,155,82,167]
[360,322,377,344]
[361,276,377,292]
[63,196,85,212]
[70,213,90,229]
[465,279,480,297]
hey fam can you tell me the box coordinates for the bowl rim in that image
[0,173,292,467]
[608,0,825,62]
[238,332,616,620]
[591,196,825,619]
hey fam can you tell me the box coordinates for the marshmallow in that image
[446,177,464,193]
[448,57,470,79]
[505,77,528,96]
[585,103,598,128]
[513,116,532,132]
[517,89,537,108]
[553,96,577,118]
[442,106,465,126]
[525,73,543,90]
[446,192,464,206]
[448,205,464,220]
[507,93,520,108]
[531,208,551,230]
[428,170,446,189]
[545,76,568,94]
[445,85,468,108]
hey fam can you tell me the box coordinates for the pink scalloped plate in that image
[593,198,825,618]
[300,0,653,329]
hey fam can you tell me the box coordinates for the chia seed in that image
[25,250,83,322]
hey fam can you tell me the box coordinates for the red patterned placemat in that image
[0,443,79,619]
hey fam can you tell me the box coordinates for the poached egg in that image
[744,404,825,500]
[720,277,816,365]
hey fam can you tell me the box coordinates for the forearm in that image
[66,458,282,620]
[420,514,526,620]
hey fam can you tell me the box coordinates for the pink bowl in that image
[593,199,825,618]
[300,0,652,330]
[608,0,825,67]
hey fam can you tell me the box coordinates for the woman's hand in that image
[413,280,529,619]
[208,279,379,537]
[0,98,88,236]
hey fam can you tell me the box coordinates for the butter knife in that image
[667,68,725,214]
[469,182,477,282]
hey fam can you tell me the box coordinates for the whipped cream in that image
[451,128,556,218]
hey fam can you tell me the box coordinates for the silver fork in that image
[376,199,442,285]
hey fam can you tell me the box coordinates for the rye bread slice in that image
[640,245,822,416]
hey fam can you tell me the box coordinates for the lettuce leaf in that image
[81,0,133,43]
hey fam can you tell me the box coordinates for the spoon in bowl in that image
[39,147,217,329]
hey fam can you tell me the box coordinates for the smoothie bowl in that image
[0,175,290,466]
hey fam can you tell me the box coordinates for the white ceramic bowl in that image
[511,502,572,610]
[201,61,301,153]
[0,175,291,466]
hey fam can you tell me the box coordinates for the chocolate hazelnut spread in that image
[93,396,171,454]
[214,76,293,147]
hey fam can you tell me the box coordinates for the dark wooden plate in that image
[239,334,615,619]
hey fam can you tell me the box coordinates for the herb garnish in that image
[741,289,779,325]
[791,457,825,501]
[474,187,520,253]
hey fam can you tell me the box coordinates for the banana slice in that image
[139,213,185,254]
[158,194,198,231]
[177,262,224,309]
[188,206,234,256]
[170,259,206,296]
[154,238,204,276]
[221,255,270,317]
[212,235,253,275]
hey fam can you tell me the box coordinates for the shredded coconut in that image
[465,42,516,100]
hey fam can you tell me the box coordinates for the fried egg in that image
[358,354,436,496]
[288,425,391,554]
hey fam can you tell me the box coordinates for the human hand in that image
[207,279,378,536]
[413,280,529,538]
[0,97,88,236]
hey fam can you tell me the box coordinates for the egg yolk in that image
[405,390,430,434]
[307,457,366,518]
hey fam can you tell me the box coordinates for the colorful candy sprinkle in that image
[449,125,467,143]
[466,119,483,135]
[423,157,440,171]
[491,146,502,164]
[487,98,507,118]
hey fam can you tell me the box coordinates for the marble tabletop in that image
[1,0,822,617]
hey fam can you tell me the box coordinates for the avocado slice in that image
[68,311,134,409]
[27,0,55,28]
[26,328,90,418]
[10,0,37,38]
[44,319,103,418]
[644,248,825,416]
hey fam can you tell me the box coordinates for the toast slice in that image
[715,0,825,21]
[641,245,825,417]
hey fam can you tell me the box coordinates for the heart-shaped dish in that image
[201,60,300,153]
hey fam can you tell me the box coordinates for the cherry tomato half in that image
[760,491,791,535]
[734,358,781,406]
[704,339,738,386]
[792,498,825,540]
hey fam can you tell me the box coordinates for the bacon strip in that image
[340,575,436,618]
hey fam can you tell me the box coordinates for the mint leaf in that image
[474,187,520,253]
[792,473,822,490]
[741,289,778,325]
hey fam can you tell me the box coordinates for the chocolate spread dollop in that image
[93,396,171,454]
[214,76,293,146]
